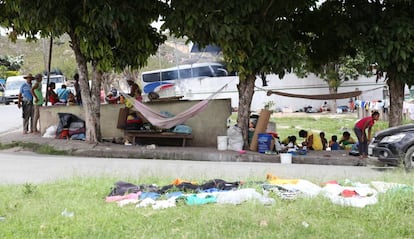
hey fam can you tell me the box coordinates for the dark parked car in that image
[368,124,414,171]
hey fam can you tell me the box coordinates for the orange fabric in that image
[171,178,198,186]
[266,173,299,185]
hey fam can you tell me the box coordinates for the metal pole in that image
[44,37,53,106]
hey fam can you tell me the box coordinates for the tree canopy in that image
[163,0,318,147]
[340,0,414,126]
[1,0,167,142]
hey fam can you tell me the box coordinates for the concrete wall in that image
[39,99,232,147]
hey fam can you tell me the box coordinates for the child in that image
[320,132,328,150]
[339,131,356,149]
[329,135,340,150]
[67,92,77,106]
[281,135,298,148]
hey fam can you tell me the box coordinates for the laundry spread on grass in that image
[105,175,413,210]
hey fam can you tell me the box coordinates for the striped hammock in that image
[122,84,228,129]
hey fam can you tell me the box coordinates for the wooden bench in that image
[124,130,193,147]
[118,107,193,147]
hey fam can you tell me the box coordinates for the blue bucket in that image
[258,133,273,153]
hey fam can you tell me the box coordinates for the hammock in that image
[122,84,228,129]
[266,90,362,100]
[265,86,384,100]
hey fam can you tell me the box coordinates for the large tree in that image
[295,52,371,110]
[340,0,414,126]
[1,0,166,142]
[163,0,318,147]
[293,1,372,111]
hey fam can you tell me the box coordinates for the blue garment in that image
[185,194,217,205]
[139,192,161,200]
[331,142,340,150]
[57,88,69,102]
[166,191,183,199]
[19,82,33,101]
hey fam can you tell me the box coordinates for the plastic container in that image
[258,133,273,153]
[280,153,292,164]
[217,136,228,151]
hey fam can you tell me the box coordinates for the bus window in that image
[142,72,162,82]
[211,65,228,77]
[179,68,192,79]
[192,66,213,77]
[161,70,178,81]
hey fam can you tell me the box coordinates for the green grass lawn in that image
[229,112,390,142]
[0,175,413,239]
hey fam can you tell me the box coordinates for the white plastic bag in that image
[43,125,57,138]
[227,126,243,151]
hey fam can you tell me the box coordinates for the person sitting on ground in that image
[321,101,329,112]
[299,129,323,150]
[105,92,119,104]
[127,79,143,102]
[67,92,77,106]
[281,135,298,148]
[320,131,328,150]
[329,135,340,150]
[57,84,70,103]
[338,131,356,149]
[47,82,60,105]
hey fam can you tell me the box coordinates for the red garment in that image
[341,189,357,198]
[355,116,375,130]
[49,94,59,105]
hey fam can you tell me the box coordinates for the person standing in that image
[354,111,380,159]
[30,74,44,133]
[73,73,82,105]
[18,74,34,134]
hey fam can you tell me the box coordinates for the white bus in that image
[141,62,239,101]
[141,62,387,112]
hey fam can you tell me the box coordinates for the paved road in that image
[0,151,390,185]
[0,104,21,135]
[0,104,393,185]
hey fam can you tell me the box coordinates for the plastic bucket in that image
[280,153,292,164]
[217,136,228,151]
[266,122,276,132]
[258,133,272,153]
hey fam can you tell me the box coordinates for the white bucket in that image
[266,122,276,132]
[280,153,292,164]
[217,136,228,151]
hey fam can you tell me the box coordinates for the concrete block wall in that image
[39,99,232,147]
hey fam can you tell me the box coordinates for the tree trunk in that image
[91,62,102,141]
[69,32,99,143]
[328,87,338,112]
[237,74,255,149]
[387,73,404,127]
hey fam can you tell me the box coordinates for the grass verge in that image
[0,142,68,155]
[0,175,413,239]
